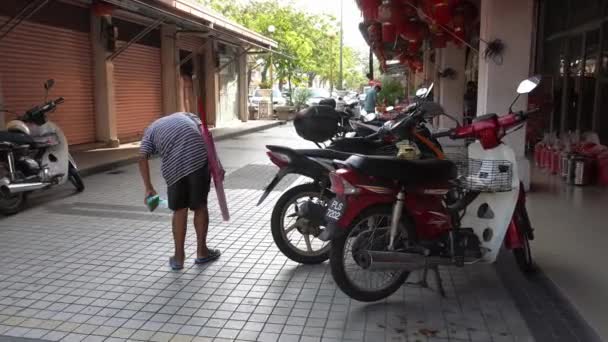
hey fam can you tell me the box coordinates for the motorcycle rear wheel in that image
[271,183,331,264]
[329,205,410,302]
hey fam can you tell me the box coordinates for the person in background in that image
[364,84,382,113]
[464,81,477,124]
[138,112,221,271]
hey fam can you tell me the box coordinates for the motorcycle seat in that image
[0,131,34,145]
[344,155,457,185]
[294,148,354,161]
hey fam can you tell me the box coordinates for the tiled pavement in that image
[0,160,533,342]
[0,126,535,342]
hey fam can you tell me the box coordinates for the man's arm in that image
[138,156,156,199]
[139,128,157,202]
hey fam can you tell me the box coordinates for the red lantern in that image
[407,40,422,54]
[399,21,426,43]
[426,0,452,26]
[382,23,397,43]
[431,33,448,48]
[378,0,412,27]
[360,0,381,22]
[92,2,114,17]
[402,0,418,17]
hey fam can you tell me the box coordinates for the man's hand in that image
[144,188,157,204]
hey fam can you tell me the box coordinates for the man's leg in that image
[193,207,209,258]
[172,208,188,264]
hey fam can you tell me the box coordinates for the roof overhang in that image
[100,0,278,49]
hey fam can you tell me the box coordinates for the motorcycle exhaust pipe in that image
[359,250,428,271]
[1,182,48,195]
[359,250,450,271]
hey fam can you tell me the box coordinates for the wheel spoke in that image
[304,234,313,252]
[284,224,297,234]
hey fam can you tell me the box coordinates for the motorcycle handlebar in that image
[431,130,454,139]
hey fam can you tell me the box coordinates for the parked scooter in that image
[323,76,540,302]
[258,87,446,264]
[0,79,84,215]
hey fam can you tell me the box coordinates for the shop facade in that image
[0,0,276,146]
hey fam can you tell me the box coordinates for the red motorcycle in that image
[322,76,540,302]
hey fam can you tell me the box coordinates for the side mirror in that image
[517,75,541,94]
[44,79,55,90]
[415,88,428,97]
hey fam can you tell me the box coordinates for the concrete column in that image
[161,24,179,114]
[238,50,248,122]
[476,0,534,189]
[438,42,466,128]
[91,14,119,147]
[203,39,218,126]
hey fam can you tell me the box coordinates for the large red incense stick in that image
[198,97,229,221]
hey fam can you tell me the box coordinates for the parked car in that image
[305,88,331,107]
[250,89,287,110]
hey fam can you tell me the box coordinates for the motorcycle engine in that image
[439,228,482,265]
[16,157,40,176]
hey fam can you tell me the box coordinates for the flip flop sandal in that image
[194,249,221,264]
[169,256,184,271]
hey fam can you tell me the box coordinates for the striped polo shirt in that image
[140,112,208,186]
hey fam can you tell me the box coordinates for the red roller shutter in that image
[0,16,95,145]
[114,42,162,142]
[178,35,204,52]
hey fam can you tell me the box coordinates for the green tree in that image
[198,0,367,92]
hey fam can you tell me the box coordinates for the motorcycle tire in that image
[512,206,536,274]
[0,192,26,216]
[68,164,85,192]
[271,183,331,264]
[329,205,410,302]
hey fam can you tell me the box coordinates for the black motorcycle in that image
[257,91,445,264]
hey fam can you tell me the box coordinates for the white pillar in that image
[476,0,534,190]
[438,42,466,128]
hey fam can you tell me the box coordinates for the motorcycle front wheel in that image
[271,183,332,264]
[512,205,535,273]
[329,205,410,302]
[68,164,85,192]
[0,192,26,215]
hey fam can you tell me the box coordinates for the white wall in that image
[476,0,535,189]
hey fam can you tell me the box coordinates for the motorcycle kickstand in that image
[406,262,446,298]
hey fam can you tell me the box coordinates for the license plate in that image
[325,198,346,223]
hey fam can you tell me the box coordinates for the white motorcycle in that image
[0,79,84,215]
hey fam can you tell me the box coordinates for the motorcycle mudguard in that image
[460,142,520,263]
[257,168,289,206]
[68,153,78,170]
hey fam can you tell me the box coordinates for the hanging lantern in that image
[399,21,426,44]
[407,40,422,54]
[378,0,411,27]
[382,23,397,43]
[402,0,418,18]
[431,33,448,48]
[361,0,381,23]
[426,0,452,26]
[92,1,114,17]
